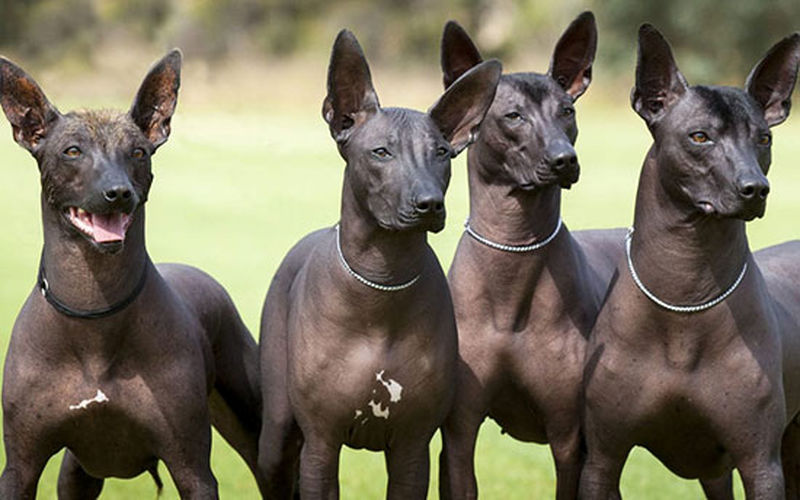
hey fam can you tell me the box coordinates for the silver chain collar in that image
[625,227,748,314]
[334,224,421,292]
[464,217,562,253]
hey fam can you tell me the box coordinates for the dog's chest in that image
[41,374,170,476]
[343,367,412,450]
[589,314,781,476]
[13,338,208,477]
[294,333,455,450]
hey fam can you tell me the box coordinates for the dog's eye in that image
[689,131,710,144]
[562,106,575,117]
[131,148,146,159]
[63,146,82,158]
[758,133,772,146]
[371,147,392,159]
[504,111,522,121]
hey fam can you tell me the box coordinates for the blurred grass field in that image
[1,58,798,498]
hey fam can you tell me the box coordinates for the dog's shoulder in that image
[274,227,333,280]
[155,262,239,324]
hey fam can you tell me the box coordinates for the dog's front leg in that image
[438,357,491,500]
[161,432,218,500]
[549,425,583,500]
[258,410,303,499]
[699,472,734,500]
[439,410,482,500]
[576,430,626,500]
[0,444,51,500]
[56,450,104,499]
[162,459,218,500]
[782,419,800,499]
[738,459,785,500]
[299,434,340,499]
[386,438,431,500]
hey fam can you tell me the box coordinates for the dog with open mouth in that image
[0,51,265,497]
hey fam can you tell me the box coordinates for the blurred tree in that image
[100,0,171,41]
[1,0,98,63]
[0,0,796,83]
[595,0,800,83]
[0,0,28,48]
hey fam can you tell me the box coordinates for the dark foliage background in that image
[2,0,798,85]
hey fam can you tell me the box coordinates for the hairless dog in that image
[0,52,263,499]
[437,12,625,499]
[257,30,500,498]
[580,25,800,499]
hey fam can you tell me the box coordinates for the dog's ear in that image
[441,21,484,89]
[322,30,380,143]
[631,24,688,126]
[745,33,800,127]
[549,11,597,100]
[429,59,502,157]
[129,49,181,151]
[0,57,60,154]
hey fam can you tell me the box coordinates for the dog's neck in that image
[466,145,563,247]
[40,196,150,313]
[338,176,428,287]
[630,148,750,306]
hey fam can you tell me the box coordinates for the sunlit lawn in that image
[2,77,798,497]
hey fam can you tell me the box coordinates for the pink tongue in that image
[92,213,128,243]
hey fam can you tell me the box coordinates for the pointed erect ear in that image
[322,30,380,143]
[0,57,60,153]
[441,21,484,89]
[548,11,597,100]
[429,59,502,157]
[745,33,800,127]
[129,49,181,151]
[631,24,689,126]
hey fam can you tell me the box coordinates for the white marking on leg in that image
[368,399,389,419]
[376,370,403,402]
[69,389,109,411]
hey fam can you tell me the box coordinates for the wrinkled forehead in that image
[494,72,565,108]
[356,107,442,145]
[51,109,143,149]
[675,85,766,132]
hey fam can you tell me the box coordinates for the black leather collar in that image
[38,257,148,320]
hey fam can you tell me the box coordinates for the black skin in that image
[0,52,264,499]
[579,25,800,499]
[436,13,625,500]
[257,30,501,499]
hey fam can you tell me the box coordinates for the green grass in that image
[2,97,798,498]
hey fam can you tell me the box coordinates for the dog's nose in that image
[415,195,444,215]
[103,185,133,203]
[548,150,578,173]
[737,178,770,201]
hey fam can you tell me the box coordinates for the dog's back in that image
[755,241,800,416]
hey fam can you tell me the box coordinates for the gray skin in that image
[0,52,264,499]
[579,25,800,499]
[436,13,625,500]
[257,30,501,499]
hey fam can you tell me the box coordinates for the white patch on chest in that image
[368,399,390,419]
[354,409,363,419]
[375,370,403,402]
[69,389,109,411]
